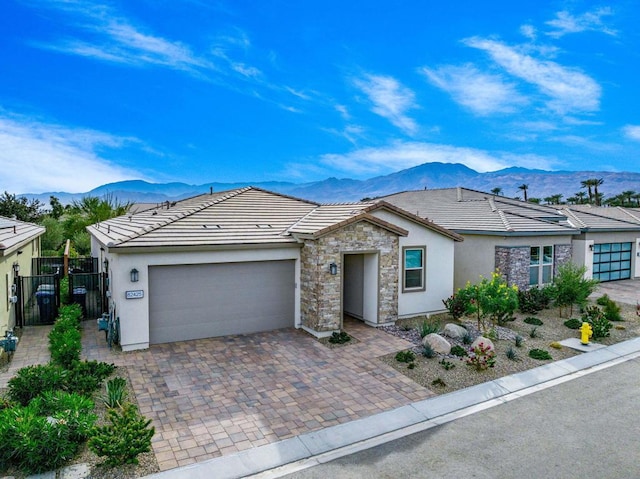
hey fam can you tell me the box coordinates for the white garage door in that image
[149,260,295,344]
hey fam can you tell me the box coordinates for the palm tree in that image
[621,190,636,206]
[593,178,604,206]
[518,184,529,202]
[633,193,640,207]
[528,197,541,204]
[574,191,588,204]
[490,187,503,196]
[580,179,595,204]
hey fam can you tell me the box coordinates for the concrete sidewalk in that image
[143,336,640,479]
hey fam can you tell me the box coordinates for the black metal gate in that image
[17,275,60,326]
[68,272,106,319]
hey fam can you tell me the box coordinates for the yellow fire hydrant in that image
[579,322,593,345]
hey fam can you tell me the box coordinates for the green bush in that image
[450,345,467,357]
[442,293,467,320]
[552,263,599,317]
[66,361,116,396]
[505,346,520,361]
[564,318,582,329]
[523,317,544,326]
[49,328,82,369]
[439,358,455,370]
[89,404,155,466]
[514,335,524,347]
[596,294,623,322]
[395,350,416,363]
[59,277,69,305]
[7,364,67,406]
[462,331,474,345]
[57,304,83,322]
[422,344,437,358]
[529,327,540,338]
[529,348,552,360]
[328,331,351,344]
[418,320,441,338]
[29,391,96,442]
[103,377,128,409]
[582,305,612,339]
[518,286,554,314]
[0,402,84,474]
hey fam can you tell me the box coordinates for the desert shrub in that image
[514,335,524,347]
[462,331,474,345]
[442,293,467,320]
[418,320,441,338]
[57,304,83,323]
[549,341,563,350]
[518,286,554,314]
[102,377,128,409]
[457,271,519,332]
[30,391,96,442]
[431,378,446,387]
[596,294,623,322]
[439,359,455,370]
[328,331,351,344]
[564,318,582,329]
[89,404,155,467]
[552,263,599,317]
[529,327,540,338]
[523,316,544,326]
[422,344,437,358]
[7,364,67,406]
[466,342,496,370]
[529,349,552,360]
[581,305,612,339]
[395,350,416,363]
[450,345,467,357]
[49,328,82,369]
[505,346,520,361]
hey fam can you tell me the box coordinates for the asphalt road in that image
[282,357,640,479]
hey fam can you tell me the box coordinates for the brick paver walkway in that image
[81,318,432,471]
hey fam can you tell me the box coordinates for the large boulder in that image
[422,333,451,354]
[470,336,495,352]
[443,323,467,339]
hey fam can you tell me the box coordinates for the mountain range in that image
[21,162,640,205]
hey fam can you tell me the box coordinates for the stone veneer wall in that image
[495,246,530,290]
[553,244,572,271]
[299,221,399,333]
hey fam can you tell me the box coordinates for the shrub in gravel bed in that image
[505,346,520,361]
[564,318,582,329]
[418,320,441,338]
[582,305,612,339]
[524,317,544,326]
[395,350,416,363]
[529,349,552,360]
[450,345,467,357]
[422,344,437,358]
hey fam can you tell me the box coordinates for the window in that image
[403,247,425,292]
[530,246,553,286]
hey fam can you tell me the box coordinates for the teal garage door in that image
[592,242,632,282]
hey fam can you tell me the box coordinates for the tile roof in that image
[379,188,577,235]
[559,207,640,231]
[88,187,461,250]
[567,205,640,225]
[0,216,45,255]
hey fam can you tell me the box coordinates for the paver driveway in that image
[81,319,433,471]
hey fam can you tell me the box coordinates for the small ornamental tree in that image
[457,271,519,333]
[552,263,599,317]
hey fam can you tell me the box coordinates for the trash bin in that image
[35,285,57,324]
[72,287,87,317]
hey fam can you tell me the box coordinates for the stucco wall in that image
[299,220,398,333]
[370,210,457,317]
[92,244,302,351]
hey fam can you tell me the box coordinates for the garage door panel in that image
[149,260,294,344]
[593,242,632,282]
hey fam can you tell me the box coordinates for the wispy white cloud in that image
[353,74,418,135]
[0,112,144,193]
[420,63,527,115]
[334,104,350,120]
[546,7,617,38]
[623,125,640,141]
[464,37,601,115]
[520,24,537,40]
[319,141,556,175]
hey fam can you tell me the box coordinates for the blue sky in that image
[2,1,640,194]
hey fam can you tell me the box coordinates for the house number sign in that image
[125,290,144,299]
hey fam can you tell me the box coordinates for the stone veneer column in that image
[495,246,530,290]
[299,221,399,334]
[553,244,572,272]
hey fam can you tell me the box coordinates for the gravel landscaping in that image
[379,298,640,395]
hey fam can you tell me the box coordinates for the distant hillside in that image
[20,162,640,205]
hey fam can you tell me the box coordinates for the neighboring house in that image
[87,187,462,351]
[0,216,45,335]
[381,188,640,290]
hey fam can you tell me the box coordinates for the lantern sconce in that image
[588,244,594,252]
[329,262,337,275]
[130,268,139,283]
[12,262,20,275]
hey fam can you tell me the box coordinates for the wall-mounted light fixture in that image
[103,259,109,272]
[130,268,139,283]
[588,244,594,252]
[329,262,337,275]
[12,262,20,275]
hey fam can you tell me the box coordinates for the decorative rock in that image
[422,333,451,354]
[443,323,467,339]
[471,336,495,352]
